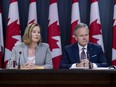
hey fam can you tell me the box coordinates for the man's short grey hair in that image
[74,23,89,36]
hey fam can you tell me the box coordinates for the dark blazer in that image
[7,42,53,69]
[60,43,108,69]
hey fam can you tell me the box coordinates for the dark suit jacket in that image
[60,43,108,69]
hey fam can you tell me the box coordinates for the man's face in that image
[74,27,89,46]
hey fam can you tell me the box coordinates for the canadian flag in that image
[112,0,116,65]
[28,0,37,24]
[0,6,4,68]
[70,0,80,44]
[4,0,21,67]
[48,0,62,69]
[89,0,104,51]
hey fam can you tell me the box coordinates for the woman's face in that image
[31,26,41,43]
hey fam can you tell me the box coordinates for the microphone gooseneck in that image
[18,51,22,69]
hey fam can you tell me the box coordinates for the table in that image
[0,69,116,87]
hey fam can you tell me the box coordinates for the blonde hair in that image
[22,23,42,45]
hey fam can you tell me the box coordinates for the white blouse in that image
[27,56,35,64]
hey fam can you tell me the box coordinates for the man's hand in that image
[76,59,90,67]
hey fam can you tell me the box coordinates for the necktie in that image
[81,48,86,60]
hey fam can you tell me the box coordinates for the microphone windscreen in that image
[19,51,22,54]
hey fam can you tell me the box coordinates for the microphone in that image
[18,51,22,69]
[87,52,93,69]
[109,66,116,69]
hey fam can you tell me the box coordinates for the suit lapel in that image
[72,43,80,62]
[22,44,28,62]
[87,43,93,59]
[35,43,41,64]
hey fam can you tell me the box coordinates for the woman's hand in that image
[21,62,33,69]
[21,63,44,69]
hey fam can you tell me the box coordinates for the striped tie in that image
[81,48,86,60]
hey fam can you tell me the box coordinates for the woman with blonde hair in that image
[7,23,53,69]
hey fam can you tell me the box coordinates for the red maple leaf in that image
[112,24,116,49]
[89,19,101,43]
[5,19,21,51]
[48,21,60,51]
[0,51,2,67]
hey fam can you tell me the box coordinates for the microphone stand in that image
[87,52,93,69]
[18,51,22,69]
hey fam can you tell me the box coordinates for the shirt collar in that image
[78,43,87,51]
